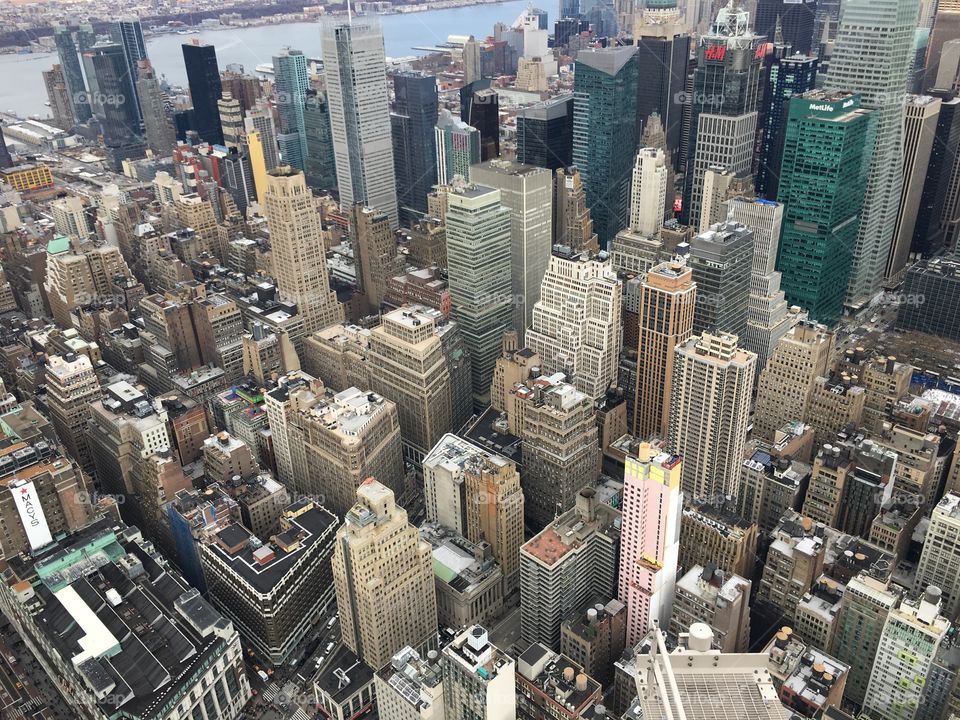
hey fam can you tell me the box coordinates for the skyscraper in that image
[111,17,147,126]
[303,89,338,193]
[136,60,176,156]
[445,185,513,409]
[182,42,224,145]
[925,0,960,91]
[553,167,599,253]
[84,42,143,167]
[322,16,399,227]
[332,478,438,670]
[914,493,960,620]
[629,147,669,237]
[272,48,309,170]
[572,45,640,247]
[886,95,940,285]
[470,159,553,339]
[755,0,817,54]
[53,26,92,124]
[632,257,696,440]
[435,109,482,184]
[776,91,875,324]
[262,167,343,333]
[688,221,753,340]
[830,573,902,707]
[218,91,243,148]
[863,589,950,720]
[43,65,75,131]
[754,53,818,199]
[461,81,500,160]
[350,202,400,311]
[824,0,920,309]
[912,91,960,258]
[727,196,793,376]
[45,353,101,473]
[244,104,280,171]
[391,72,438,227]
[633,4,689,165]
[526,247,622,401]
[516,95,574,170]
[681,4,763,229]
[618,441,682,645]
[669,332,755,501]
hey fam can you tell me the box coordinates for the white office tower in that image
[727,196,795,378]
[526,247,622,401]
[915,493,960,621]
[446,185,513,409]
[630,148,668,237]
[631,624,786,720]
[322,16,399,227]
[863,587,950,720]
[668,332,755,502]
[442,626,516,720]
[824,0,920,309]
[611,149,668,276]
[471,160,553,340]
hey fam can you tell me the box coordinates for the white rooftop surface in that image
[55,585,120,667]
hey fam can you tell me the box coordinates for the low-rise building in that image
[670,564,751,653]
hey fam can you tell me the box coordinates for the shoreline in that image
[1,0,511,52]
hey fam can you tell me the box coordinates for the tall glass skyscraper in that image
[824,0,920,310]
[53,26,92,124]
[572,44,639,247]
[303,90,337,193]
[754,53,818,198]
[272,48,309,171]
[390,72,439,227]
[111,17,147,126]
[182,42,224,146]
[755,0,817,55]
[680,3,763,228]
[776,91,875,325]
[322,17,399,228]
[633,1,689,168]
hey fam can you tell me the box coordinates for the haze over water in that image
[3,0,556,121]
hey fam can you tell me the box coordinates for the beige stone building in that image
[263,167,343,334]
[668,332,755,501]
[753,322,833,441]
[333,479,438,670]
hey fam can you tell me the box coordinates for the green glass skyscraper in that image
[572,44,639,247]
[776,91,875,325]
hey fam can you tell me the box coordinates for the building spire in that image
[774,14,784,45]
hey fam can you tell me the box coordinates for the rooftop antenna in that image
[347,0,352,25]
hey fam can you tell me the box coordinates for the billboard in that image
[11,481,53,550]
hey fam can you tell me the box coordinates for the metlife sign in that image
[11,481,53,550]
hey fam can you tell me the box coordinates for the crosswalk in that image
[260,681,281,703]
[290,707,311,720]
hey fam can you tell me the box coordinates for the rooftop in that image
[202,502,337,594]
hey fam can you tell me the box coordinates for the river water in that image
[2,0,556,120]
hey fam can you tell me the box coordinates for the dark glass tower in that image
[391,72,439,227]
[460,80,500,160]
[572,44,640,246]
[776,91,875,325]
[755,0,817,55]
[111,17,147,125]
[754,53,818,198]
[273,48,309,170]
[681,5,763,227]
[53,26,92,124]
[303,90,338,193]
[87,43,141,142]
[516,95,573,170]
[634,12,689,168]
[182,42,224,146]
[912,92,960,257]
